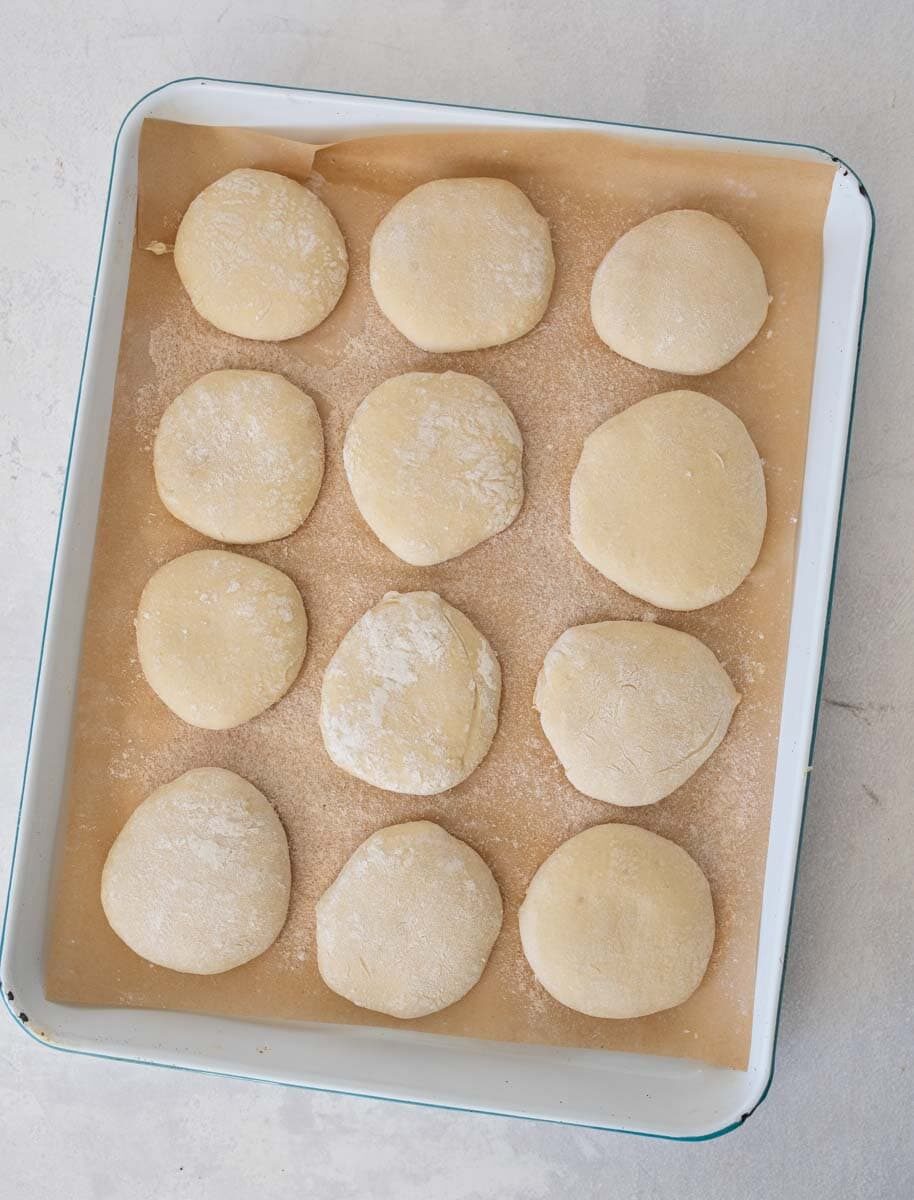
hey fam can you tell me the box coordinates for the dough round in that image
[137,549,307,729]
[369,177,555,352]
[535,621,739,807]
[570,390,767,610]
[101,767,291,975]
[174,168,348,341]
[519,823,715,1018]
[590,209,769,374]
[344,371,524,566]
[316,821,503,1018]
[320,591,500,795]
[154,370,324,544]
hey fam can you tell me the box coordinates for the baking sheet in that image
[45,117,834,1070]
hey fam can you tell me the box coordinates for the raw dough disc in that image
[369,177,555,352]
[535,620,739,806]
[320,591,500,795]
[590,208,769,374]
[137,549,307,730]
[519,823,715,1018]
[154,369,324,544]
[316,821,503,1018]
[343,371,524,565]
[174,168,348,341]
[570,390,767,610]
[101,767,291,975]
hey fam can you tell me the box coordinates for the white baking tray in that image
[0,77,873,1140]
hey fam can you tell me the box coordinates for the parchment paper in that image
[45,117,835,1070]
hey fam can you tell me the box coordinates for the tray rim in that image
[0,75,875,1141]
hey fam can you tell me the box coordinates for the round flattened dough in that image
[344,371,524,566]
[320,591,500,795]
[137,549,307,730]
[570,390,767,610]
[154,370,324,544]
[369,177,555,352]
[316,821,503,1018]
[590,209,769,374]
[519,823,715,1018]
[535,621,739,807]
[174,168,348,341]
[101,768,291,975]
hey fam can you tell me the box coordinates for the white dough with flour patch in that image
[320,591,500,795]
[154,369,324,544]
[101,768,291,975]
[316,821,503,1018]
[174,168,348,341]
[344,371,524,565]
[370,177,555,352]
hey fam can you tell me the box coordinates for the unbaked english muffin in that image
[154,370,324,544]
[370,177,554,351]
[174,168,348,340]
[520,823,715,1019]
[101,767,291,975]
[316,821,503,1018]
[535,620,739,807]
[136,550,307,729]
[570,390,767,610]
[320,591,500,795]
[344,371,524,565]
[590,209,769,374]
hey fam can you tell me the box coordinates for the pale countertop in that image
[1,2,912,1196]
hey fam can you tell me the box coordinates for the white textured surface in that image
[0,1,911,1194]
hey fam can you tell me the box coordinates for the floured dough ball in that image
[154,369,324,544]
[370,177,555,352]
[590,209,769,374]
[316,821,503,1018]
[137,549,307,729]
[519,823,715,1018]
[320,591,500,795]
[535,621,739,806]
[570,390,767,610]
[174,168,348,341]
[344,371,524,566]
[101,768,291,975]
